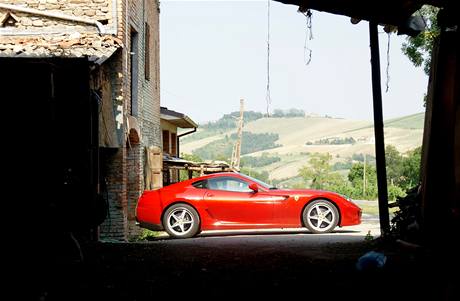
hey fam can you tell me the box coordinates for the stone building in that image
[1,0,161,241]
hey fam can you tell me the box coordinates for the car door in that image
[203,176,279,228]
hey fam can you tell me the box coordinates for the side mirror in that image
[249,183,259,193]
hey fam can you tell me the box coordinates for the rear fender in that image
[136,190,162,225]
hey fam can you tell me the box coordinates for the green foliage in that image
[295,145,421,201]
[402,5,440,76]
[385,145,421,190]
[332,160,353,171]
[240,167,270,183]
[388,184,407,202]
[240,153,281,168]
[347,163,378,200]
[306,137,356,145]
[135,229,163,241]
[272,108,305,118]
[180,129,220,143]
[193,139,232,161]
[192,131,280,160]
[299,153,346,190]
[181,153,203,162]
[201,110,264,131]
[400,146,422,190]
[179,153,204,181]
[389,186,422,242]
[386,145,404,186]
[384,112,425,129]
[364,230,374,241]
[351,153,376,164]
[233,132,281,155]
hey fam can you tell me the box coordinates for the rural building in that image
[160,106,198,184]
[1,0,161,241]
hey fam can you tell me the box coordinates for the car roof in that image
[163,172,254,190]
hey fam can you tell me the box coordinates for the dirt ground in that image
[31,226,458,301]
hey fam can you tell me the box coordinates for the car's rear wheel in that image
[163,204,200,238]
[303,199,339,233]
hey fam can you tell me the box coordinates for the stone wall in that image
[0,0,115,32]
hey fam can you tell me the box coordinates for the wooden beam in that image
[369,21,390,236]
[165,165,231,173]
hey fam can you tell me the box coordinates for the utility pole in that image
[231,99,244,170]
[363,154,367,197]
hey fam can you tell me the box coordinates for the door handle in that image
[207,193,215,197]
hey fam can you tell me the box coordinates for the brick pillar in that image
[100,147,127,241]
[127,146,143,238]
[127,129,143,239]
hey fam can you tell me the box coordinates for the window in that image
[162,130,170,154]
[192,180,207,189]
[144,22,150,80]
[171,133,177,156]
[130,29,139,116]
[207,177,251,193]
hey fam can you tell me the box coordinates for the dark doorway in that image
[3,58,100,237]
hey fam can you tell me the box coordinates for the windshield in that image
[238,172,277,189]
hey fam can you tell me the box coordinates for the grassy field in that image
[384,112,424,129]
[354,200,399,216]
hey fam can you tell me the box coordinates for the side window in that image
[192,180,207,189]
[207,177,251,193]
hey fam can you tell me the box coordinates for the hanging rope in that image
[385,32,391,93]
[266,0,271,117]
[302,9,313,65]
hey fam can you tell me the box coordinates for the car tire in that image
[303,199,339,233]
[163,203,200,239]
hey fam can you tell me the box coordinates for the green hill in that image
[181,112,424,183]
[384,112,425,129]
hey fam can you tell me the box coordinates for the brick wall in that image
[98,50,129,241]
[99,147,127,241]
[126,142,142,237]
[1,0,161,241]
[124,0,161,239]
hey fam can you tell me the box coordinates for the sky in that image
[159,0,429,124]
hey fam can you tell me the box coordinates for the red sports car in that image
[136,172,362,238]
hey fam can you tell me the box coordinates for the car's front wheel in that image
[163,204,200,238]
[303,199,339,233]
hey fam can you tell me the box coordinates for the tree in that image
[240,167,270,183]
[385,145,404,186]
[299,153,345,190]
[402,5,440,75]
[180,153,203,163]
[348,163,378,200]
[179,153,204,181]
[400,146,422,190]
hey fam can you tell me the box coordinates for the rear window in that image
[192,180,207,189]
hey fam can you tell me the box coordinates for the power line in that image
[266,0,271,117]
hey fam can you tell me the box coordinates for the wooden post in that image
[231,99,244,170]
[420,15,459,244]
[145,146,163,190]
[369,21,390,236]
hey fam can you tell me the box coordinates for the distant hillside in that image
[180,112,424,183]
[384,112,424,129]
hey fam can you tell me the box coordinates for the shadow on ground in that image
[30,233,458,301]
